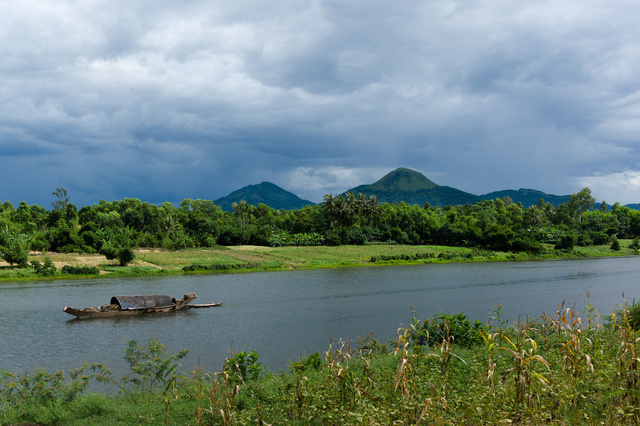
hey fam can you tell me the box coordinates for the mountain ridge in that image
[215,181,314,212]
[214,167,634,210]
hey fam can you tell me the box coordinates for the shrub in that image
[591,231,610,245]
[347,228,366,245]
[555,234,576,250]
[628,302,640,331]
[370,252,436,263]
[224,350,263,383]
[122,338,188,392]
[61,265,100,275]
[414,312,488,348]
[289,351,323,372]
[268,231,324,247]
[99,244,118,260]
[182,262,261,272]
[117,247,135,266]
[324,231,342,246]
[611,238,621,251]
[0,226,31,267]
[31,256,57,277]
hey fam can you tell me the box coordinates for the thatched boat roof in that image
[110,295,174,310]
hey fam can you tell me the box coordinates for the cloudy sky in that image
[2,0,640,208]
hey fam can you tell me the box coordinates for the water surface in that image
[1,257,638,377]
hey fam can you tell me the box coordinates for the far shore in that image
[1,241,636,282]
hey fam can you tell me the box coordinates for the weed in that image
[224,350,263,384]
[121,337,188,424]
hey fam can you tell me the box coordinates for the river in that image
[1,256,638,378]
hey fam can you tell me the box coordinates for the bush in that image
[182,262,261,272]
[611,238,621,251]
[324,231,342,246]
[61,265,100,275]
[31,256,57,277]
[555,234,576,250]
[591,231,610,245]
[117,247,135,266]
[224,350,263,383]
[99,244,118,260]
[370,252,436,263]
[627,302,640,331]
[268,231,324,247]
[347,228,366,245]
[0,227,31,267]
[414,312,488,348]
[289,351,323,372]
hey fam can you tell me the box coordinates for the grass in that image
[4,301,640,425]
[0,240,637,281]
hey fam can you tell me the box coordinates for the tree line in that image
[1,186,639,267]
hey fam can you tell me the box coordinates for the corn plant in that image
[424,321,463,399]
[613,301,640,416]
[556,307,594,390]
[194,371,239,426]
[393,326,418,399]
[323,338,358,406]
[479,329,499,386]
[497,323,550,415]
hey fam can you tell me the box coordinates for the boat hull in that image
[63,300,222,318]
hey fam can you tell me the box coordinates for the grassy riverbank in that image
[0,240,637,281]
[3,302,640,425]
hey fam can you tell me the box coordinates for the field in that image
[0,241,636,281]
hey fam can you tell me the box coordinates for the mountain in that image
[215,182,315,212]
[480,188,571,207]
[217,168,628,211]
[343,168,481,207]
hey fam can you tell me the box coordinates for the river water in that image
[1,256,639,378]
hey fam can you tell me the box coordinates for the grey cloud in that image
[2,0,640,206]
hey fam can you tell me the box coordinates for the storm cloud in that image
[2,0,640,207]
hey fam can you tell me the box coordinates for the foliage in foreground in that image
[6,302,640,424]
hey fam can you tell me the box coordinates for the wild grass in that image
[4,301,640,424]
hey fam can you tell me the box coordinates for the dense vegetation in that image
[4,301,640,424]
[1,186,639,269]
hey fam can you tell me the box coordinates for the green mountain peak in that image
[215,182,314,211]
[370,168,439,191]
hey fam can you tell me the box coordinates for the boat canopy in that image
[110,295,174,310]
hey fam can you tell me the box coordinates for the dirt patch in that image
[233,245,270,251]
[7,251,164,273]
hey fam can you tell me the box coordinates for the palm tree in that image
[367,195,381,226]
[352,193,366,225]
[345,192,357,225]
[322,194,339,226]
[334,195,348,227]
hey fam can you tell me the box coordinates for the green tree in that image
[0,226,32,267]
[567,187,595,223]
[52,187,70,211]
[117,247,136,266]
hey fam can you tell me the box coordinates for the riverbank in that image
[0,241,637,281]
[2,303,639,425]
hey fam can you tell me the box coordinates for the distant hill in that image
[216,168,636,211]
[480,188,571,207]
[343,168,481,207]
[215,182,315,212]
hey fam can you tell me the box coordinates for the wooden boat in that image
[63,292,222,318]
